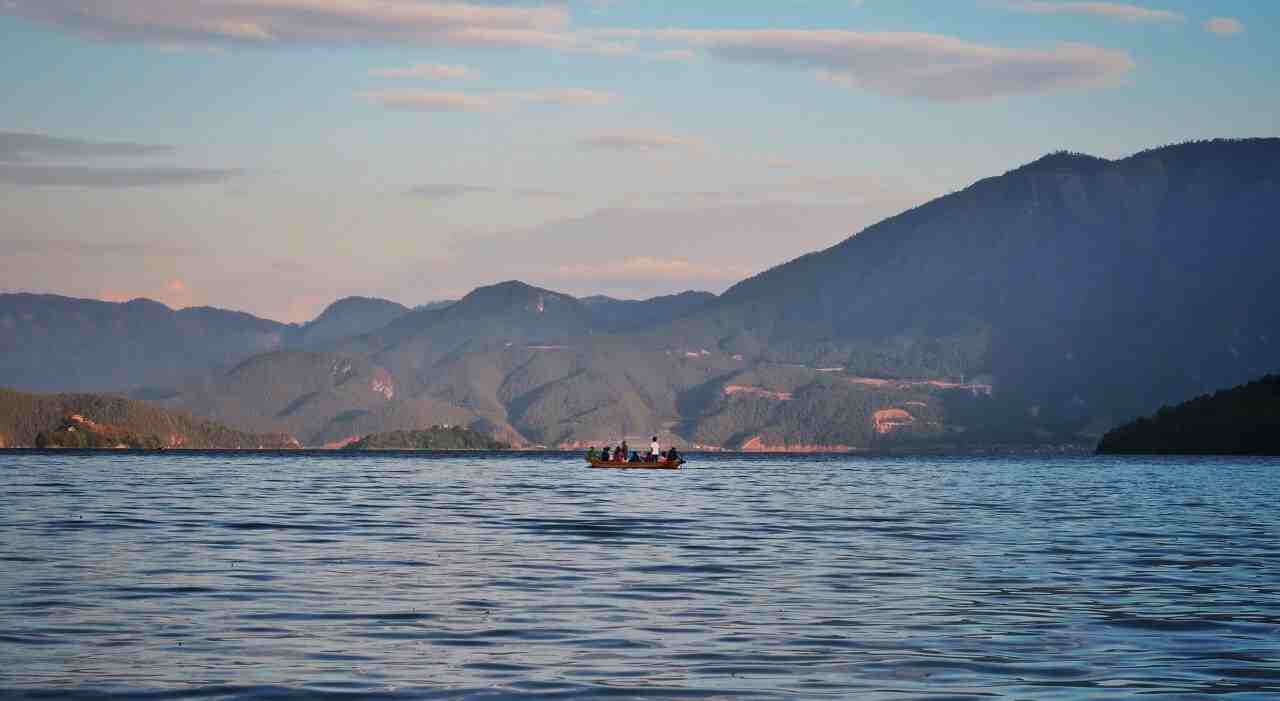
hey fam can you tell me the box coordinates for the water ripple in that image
[1,452,1279,699]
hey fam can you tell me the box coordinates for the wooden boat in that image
[587,457,684,469]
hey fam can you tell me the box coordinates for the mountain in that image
[582,291,716,331]
[0,294,291,393]
[7,139,1277,451]
[1097,375,1280,455]
[0,387,298,449]
[671,138,1280,435]
[286,296,409,350]
[152,282,739,446]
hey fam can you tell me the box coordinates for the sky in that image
[0,1,1276,323]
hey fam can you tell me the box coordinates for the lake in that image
[1,452,1278,699]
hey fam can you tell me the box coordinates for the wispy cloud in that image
[370,63,473,79]
[6,239,201,257]
[992,1,1184,23]
[0,1,635,53]
[525,88,617,106]
[0,164,246,188]
[580,130,708,152]
[0,131,243,188]
[359,90,499,112]
[1204,17,1244,37]
[0,131,172,162]
[601,28,1134,101]
[360,88,616,112]
[654,49,696,61]
[407,184,568,200]
[551,257,752,284]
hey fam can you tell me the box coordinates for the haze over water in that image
[2,453,1278,699]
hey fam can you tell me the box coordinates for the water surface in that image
[2,452,1278,699]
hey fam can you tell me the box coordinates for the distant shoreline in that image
[0,444,1103,457]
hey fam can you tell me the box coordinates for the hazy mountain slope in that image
[0,294,290,392]
[0,387,297,449]
[156,283,740,446]
[158,351,403,442]
[674,138,1280,430]
[582,291,716,331]
[287,296,409,350]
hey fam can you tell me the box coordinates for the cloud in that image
[655,49,695,61]
[1204,17,1244,37]
[525,88,617,106]
[359,90,499,112]
[0,131,172,162]
[421,173,928,300]
[551,257,752,284]
[580,130,708,152]
[407,184,567,199]
[370,63,473,79]
[601,28,1134,101]
[5,239,200,257]
[360,88,616,112]
[0,1,642,53]
[0,164,246,188]
[0,131,245,188]
[993,1,1183,23]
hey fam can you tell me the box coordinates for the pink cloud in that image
[551,257,753,284]
[1,0,585,50]
[360,88,616,112]
[580,130,708,152]
[995,1,1184,23]
[370,63,473,79]
[602,28,1134,101]
[524,88,617,106]
[358,90,498,112]
[1203,17,1244,37]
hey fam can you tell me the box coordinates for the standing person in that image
[620,439,628,459]
[650,435,661,460]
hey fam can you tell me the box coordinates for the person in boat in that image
[665,447,680,463]
[650,436,660,459]
[614,445,625,462]
[600,446,610,461]
[620,440,628,459]
[586,446,597,461]
[629,451,640,463]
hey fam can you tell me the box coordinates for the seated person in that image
[586,446,596,461]
[615,445,625,461]
[600,446,611,461]
[629,451,641,463]
[665,447,679,462]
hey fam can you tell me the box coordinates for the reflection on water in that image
[1,452,1278,699]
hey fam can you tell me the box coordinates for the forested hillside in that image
[1097,375,1280,455]
[673,138,1280,434]
[0,388,299,449]
[343,426,510,451]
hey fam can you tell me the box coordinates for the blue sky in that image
[1,1,1275,321]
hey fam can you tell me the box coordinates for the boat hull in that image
[587,458,683,470]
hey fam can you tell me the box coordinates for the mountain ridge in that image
[4,138,1277,449]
